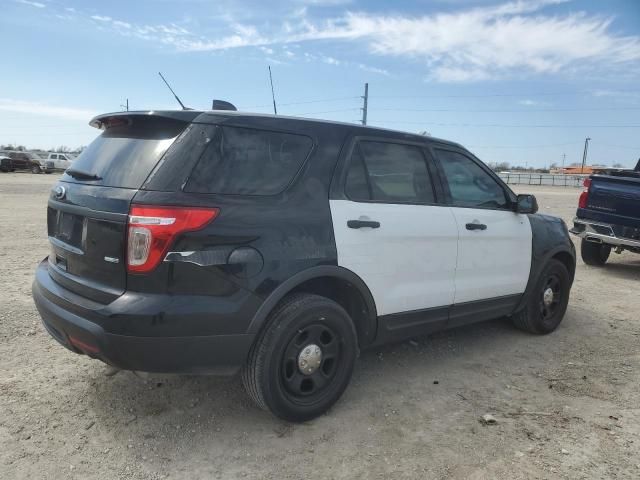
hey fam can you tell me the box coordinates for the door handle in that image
[347,219,380,229]
[465,222,487,231]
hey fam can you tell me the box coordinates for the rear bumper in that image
[32,260,255,374]
[570,217,640,249]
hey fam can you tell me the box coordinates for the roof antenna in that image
[268,65,278,115]
[158,72,190,110]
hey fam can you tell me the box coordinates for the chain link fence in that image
[497,172,587,187]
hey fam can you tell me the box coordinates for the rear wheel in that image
[512,259,570,334]
[242,293,358,422]
[580,239,610,266]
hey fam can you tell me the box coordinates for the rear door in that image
[47,115,191,303]
[432,147,531,308]
[330,138,458,317]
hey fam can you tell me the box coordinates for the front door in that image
[330,139,459,317]
[433,147,532,306]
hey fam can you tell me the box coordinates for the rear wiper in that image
[65,168,102,181]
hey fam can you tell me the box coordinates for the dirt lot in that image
[1,173,639,479]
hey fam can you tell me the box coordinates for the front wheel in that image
[581,239,611,266]
[242,293,358,422]
[512,259,571,334]
[31,165,42,174]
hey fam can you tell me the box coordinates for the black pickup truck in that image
[571,159,640,265]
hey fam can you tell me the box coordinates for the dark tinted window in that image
[436,149,508,209]
[185,126,312,195]
[64,117,187,189]
[345,141,435,203]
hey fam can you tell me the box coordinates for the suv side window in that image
[435,149,509,209]
[345,141,435,203]
[186,126,312,195]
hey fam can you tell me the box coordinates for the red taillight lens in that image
[126,205,219,273]
[578,178,591,209]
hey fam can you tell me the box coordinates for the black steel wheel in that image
[539,273,562,322]
[280,323,341,401]
[242,293,358,422]
[512,259,571,334]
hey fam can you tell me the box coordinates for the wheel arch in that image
[247,266,378,347]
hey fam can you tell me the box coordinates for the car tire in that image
[580,239,611,266]
[242,293,359,422]
[31,165,42,174]
[512,259,571,335]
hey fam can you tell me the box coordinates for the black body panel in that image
[375,294,521,345]
[514,214,576,314]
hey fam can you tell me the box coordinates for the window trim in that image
[429,144,517,212]
[182,123,316,197]
[340,135,442,206]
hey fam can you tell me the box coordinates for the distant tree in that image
[490,161,511,171]
[612,162,625,168]
[549,162,558,169]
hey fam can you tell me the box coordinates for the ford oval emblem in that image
[53,185,66,200]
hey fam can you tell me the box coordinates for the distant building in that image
[550,166,607,175]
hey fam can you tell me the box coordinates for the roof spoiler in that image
[89,111,201,129]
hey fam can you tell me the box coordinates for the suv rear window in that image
[63,117,187,189]
[185,126,312,195]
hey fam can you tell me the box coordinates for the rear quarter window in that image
[185,126,313,195]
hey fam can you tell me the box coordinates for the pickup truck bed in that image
[571,165,640,265]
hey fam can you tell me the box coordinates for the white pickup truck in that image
[36,152,75,173]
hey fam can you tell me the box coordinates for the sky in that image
[1,0,639,168]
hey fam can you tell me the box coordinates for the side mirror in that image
[516,194,538,214]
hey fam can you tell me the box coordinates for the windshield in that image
[62,117,187,188]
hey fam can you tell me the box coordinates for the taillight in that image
[578,178,591,209]
[126,205,219,273]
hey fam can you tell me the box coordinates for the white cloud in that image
[52,0,640,83]
[0,98,98,121]
[518,99,551,106]
[113,20,131,29]
[357,63,389,76]
[16,0,45,8]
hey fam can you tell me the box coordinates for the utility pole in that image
[361,83,368,125]
[562,153,566,170]
[268,66,277,115]
[581,137,591,174]
[120,98,129,111]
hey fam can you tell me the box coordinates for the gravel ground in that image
[1,173,638,479]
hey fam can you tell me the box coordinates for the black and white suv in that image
[33,110,576,421]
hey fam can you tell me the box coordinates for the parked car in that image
[32,110,576,421]
[0,150,44,173]
[35,152,75,173]
[570,159,640,265]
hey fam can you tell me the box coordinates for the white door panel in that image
[330,199,458,316]
[451,208,531,304]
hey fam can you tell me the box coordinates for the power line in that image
[372,120,640,128]
[293,108,360,116]
[375,107,640,113]
[373,90,640,99]
[239,96,360,109]
[468,141,583,149]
